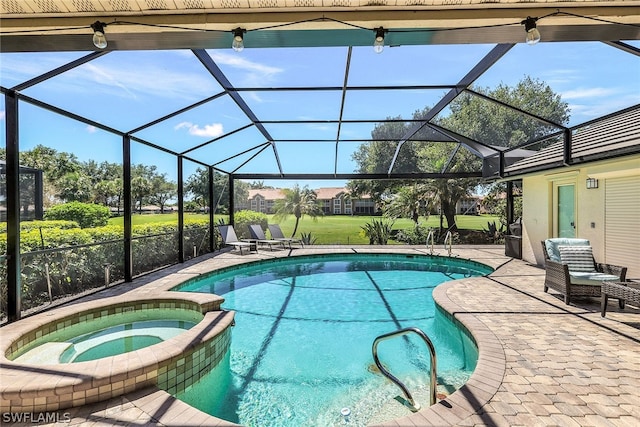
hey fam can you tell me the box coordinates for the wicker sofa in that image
[541,238,627,305]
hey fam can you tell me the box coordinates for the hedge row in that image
[0,220,80,233]
[1,218,212,315]
[232,210,269,239]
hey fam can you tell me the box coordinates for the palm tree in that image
[273,185,323,237]
[383,183,434,224]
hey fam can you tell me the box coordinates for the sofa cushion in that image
[559,245,596,272]
[544,238,591,262]
[569,272,621,286]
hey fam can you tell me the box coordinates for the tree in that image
[83,161,122,209]
[350,76,570,231]
[348,113,425,204]
[272,185,323,237]
[443,76,569,147]
[383,183,434,224]
[185,168,250,214]
[130,164,157,212]
[56,171,93,203]
[147,174,177,213]
[185,167,209,210]
[249,180,273,189]
[88,161,123,213]
[15,145,81,208]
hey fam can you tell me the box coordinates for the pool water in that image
[174,254,491,426]
[59,319,196,363]
[12,309,201,365]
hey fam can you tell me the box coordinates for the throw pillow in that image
[558,245,596,272]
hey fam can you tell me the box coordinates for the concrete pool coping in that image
[2,245,639,426]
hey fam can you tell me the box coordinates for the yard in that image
[108,213,501,245]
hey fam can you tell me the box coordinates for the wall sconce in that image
[586,177,598,189]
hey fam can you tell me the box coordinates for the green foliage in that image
[361,218,395,245]
[273,185,323,237]
[349,77,569,231]
[0,220,80,233]
[233,210,269,239]
[395,223,432,245]
[184,168,250,214]
[383,183,434,224]
[445,76,570,147]
[0,217,212,315]
[184,201,200,212]
[482,220,505,244]
[481,182,523,228]
[45,202,110,228]
[146,173,177,213]
[299,231,317,246]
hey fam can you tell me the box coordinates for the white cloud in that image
[86,125,97,133]
[0,111,5,121]
[175,121,224,137]
[561,87,617,100]
[208,52,283,75]
[208,51,284,88]
[246,91,264,103]
[82,63,138,99]
[55,55,219,101]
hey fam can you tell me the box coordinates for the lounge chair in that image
[218,225,257,255]
[268,224,304,248]
[541,238,627,305]
[248,224,285,251]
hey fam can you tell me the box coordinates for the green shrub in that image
[361,218,395,245]
[395,223,432,245]
[0,218,213,316]
[0,220,80,233]
[233,210,268,239]
[45,202,110,228]
[300,231,317,245]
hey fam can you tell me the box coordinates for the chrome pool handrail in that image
[444,230,453,257]
[371,327,438,412]
[426,229,435,255]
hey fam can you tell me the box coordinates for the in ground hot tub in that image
[0,295,234,413]
[12,308,201,364]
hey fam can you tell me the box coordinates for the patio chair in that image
[268,224,304,249]
[248,224,285,251]
[541,238,627,305]
[218,225,257,255]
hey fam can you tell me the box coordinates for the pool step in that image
[13,342,72,364]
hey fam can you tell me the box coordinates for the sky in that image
[1,40,639,189]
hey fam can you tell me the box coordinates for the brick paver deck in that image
[3,246,639,426]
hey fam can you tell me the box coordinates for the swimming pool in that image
[174,253,492,426]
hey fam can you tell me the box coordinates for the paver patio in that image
[3,246,639,426]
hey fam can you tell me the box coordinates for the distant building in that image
[456,195,481,215]
[245,187,376,215]
[246,188,286,214]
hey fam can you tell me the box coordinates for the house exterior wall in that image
[521,155,640,278]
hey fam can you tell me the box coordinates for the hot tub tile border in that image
[0,295,234,413]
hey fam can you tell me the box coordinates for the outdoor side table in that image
[601,281,640,317]
[241,239,259,252]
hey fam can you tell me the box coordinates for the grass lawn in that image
[269,214,500,244]
[108,213,210,226]
[110,213,500,245]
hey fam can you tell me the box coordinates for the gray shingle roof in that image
[504,104,640,176]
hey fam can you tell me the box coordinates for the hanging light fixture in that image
[373,27,387,54]
[90,21,108,49]
[232,28,246,52]
[522,16,541,45]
